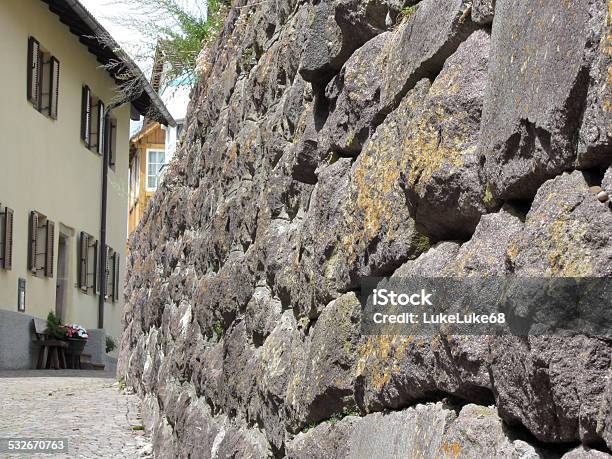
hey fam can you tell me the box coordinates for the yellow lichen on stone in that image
[544,218,592,276]
[345,53,372,101]
[402,105,471,193]
[440,440,462,458]
[356,336,413,390]
[340,115,409,263]
[429,65,461,98]
[483,183,494,207]
[506,240,520,264]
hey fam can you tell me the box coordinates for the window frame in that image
[27,211,54,278]
[145,148,166,192]
[0,205,14,270]
[80,85,92,147]
[106,116,117,168]
[103,246,120,303]
[27,36,60,120]
[77,231,99,294]
[27,37,41,108]
[129,154,140,208]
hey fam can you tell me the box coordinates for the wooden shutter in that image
[113,252,120,302]
[49,57,60,119]
[107,118,116,167]
[104,247,111,299]
[81,85,91,145]
[27,37,41,107]
[104,116,111,163]
[93,239,99,294]
[79,232,88,290]
[28,212,39,273]
[3,208,14,270]
[45,220,54,277]
[97,101,105,154]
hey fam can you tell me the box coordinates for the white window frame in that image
[129,154,141,208]
[136,154,140,193]
[146,148,165,192]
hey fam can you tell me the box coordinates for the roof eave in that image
[42,0,176,127]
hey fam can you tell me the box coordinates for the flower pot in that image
[66,338,87,355]
[66,338,87,369]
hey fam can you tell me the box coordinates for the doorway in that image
[55,234,68,321]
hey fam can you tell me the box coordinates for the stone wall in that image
[118,0,612,457]
[0,310,37,370]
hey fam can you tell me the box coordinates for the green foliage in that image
[213,320,224,340]
[46,312,65,340]
[106,335,117,354]
[483,182,494,207]
[302,421,317,433]
[414,233,432,254]
[155,0,227,85]
[301,406,361,433]
[325,151,340,165]
[108,0,228,91]
[398,5,418,22]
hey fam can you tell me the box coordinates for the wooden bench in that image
[33,318,68,370]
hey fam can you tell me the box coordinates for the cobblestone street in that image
[0,370,152,458]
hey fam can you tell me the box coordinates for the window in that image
[77,232,98,294]
[28,211,54,278]
[0,205,14,270]
[106,116,117,167]
[104,247,120,302]
[176,122,184,139]
[146,149,165,191]
[91,97,104,154]
[27,36,60,119]
[80,85,91,146]
[81,86,113,159]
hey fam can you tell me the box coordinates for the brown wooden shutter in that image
[104,247,111,299]
[27,37,40,107]
[97,101,105,154]
[28,211,38,273]
[45,220,54,278]
[93,239,99,294]
[81,86,91,145]
[113,252,120,302]
[2,207,13,270]
[87,91,93,148]
[104,116,111,162]
[49,57,60,119]
[108,120,116,167]
[36,50,43,111]
[79,232,88,290]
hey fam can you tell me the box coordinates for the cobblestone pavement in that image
[0,370,153,458]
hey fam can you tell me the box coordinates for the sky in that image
[79,0,207,79]
[80,0,148,65]
[79,0,197,126]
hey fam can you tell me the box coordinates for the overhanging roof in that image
[40,0,176,127]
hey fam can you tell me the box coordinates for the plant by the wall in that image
[46,312,66,340]
[101,0,228,98]
[106,335,117,353]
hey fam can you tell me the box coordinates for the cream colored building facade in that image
[0,0,173,369]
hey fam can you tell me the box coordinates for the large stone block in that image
[481,0,607,200]
[380,0,477,112]
[285,293,361,431]
[399,29,493,239]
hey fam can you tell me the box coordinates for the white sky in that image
[80,0,147,63]
[79,0,206,78]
